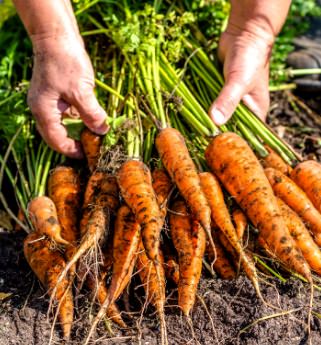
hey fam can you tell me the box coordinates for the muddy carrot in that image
[277,198,321,275]
[86,272,127,328]
[80,128,103,172]
[108,205,140,303]
[136,240,167,342]
[24,232,73,339]
[206,231,236,279]
[261,145,293,176]
[152,168,172,218]
[205,132,311,281]
[48,166,81,262]
[28,196,69,245]
[265,167,321,247]
[164,257,180,285]
[199,172,259,291]
[117,160,163,263]
[232,209,248,240]
[291,160,321,212]
[155,128,214,254]
[169,200,206,315]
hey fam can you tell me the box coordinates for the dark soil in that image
[1,91,321,345]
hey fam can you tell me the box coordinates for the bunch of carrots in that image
[5,2,321,344]
[22,121,321,343]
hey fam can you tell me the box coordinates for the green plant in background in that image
[0,0,16,28]
[270,0,321,85]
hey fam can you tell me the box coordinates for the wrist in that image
[228,0,291,42]
[32,33,84,54]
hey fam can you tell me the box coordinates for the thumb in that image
[209,81,244,126]
[72,89,108,135]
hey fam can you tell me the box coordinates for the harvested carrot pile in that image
[2,1,321,344]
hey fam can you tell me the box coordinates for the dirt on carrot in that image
[291,160,321,213]
[169,200,206,316]
[265,167,321,247]
[27,196,69,246]
[108,205,140,303]
[80,128,103,173]
[205,132,312,282]
[260,145,293,176]
[117,160,163,263]
[23,232,73,340]
[155,128,213,246]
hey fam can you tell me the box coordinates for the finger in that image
[70,87,108,135]
[209,81,244,125]
[242,93,270,122]
[242,68,270,121]
[29,98,84,159]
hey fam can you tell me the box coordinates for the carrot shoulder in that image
[265,167,321,247]
[205,132,311,281]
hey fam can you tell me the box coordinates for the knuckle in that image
[72,82,93,103]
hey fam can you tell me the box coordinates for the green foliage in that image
[270,0,321,85]
[0,0,15,28]
[185,0,230,48]
[0,14,33,155]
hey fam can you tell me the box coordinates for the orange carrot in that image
[261,145,292,176]
[265,167,321,247]
[24,232,73,339]
[28,196,69,245]
[155,128,213,249]
[80,128,102,172]
[199,172,259,291]
[169,200,206,315]
[73,174,119,284]
[232,209,248,240]
[205,132,311,281]
[277,198,321,275]
[164,257,180,285]
[48,166,81,261]
[117,160,163,263]
[206,231,236,279]
[86,273,127,328]
[136,240,167,343]
[152,168,172,218]
[291,160,321,212]
[108,205,140,303]
[14,207,25,231]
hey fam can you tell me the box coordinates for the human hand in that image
[209,28,272,125]
[209,0,291,126]
[28,35,108,159]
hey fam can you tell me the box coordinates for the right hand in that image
[28,34,108,159]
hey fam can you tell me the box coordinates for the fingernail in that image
[95,123,109,135]
[210,108,226,126]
